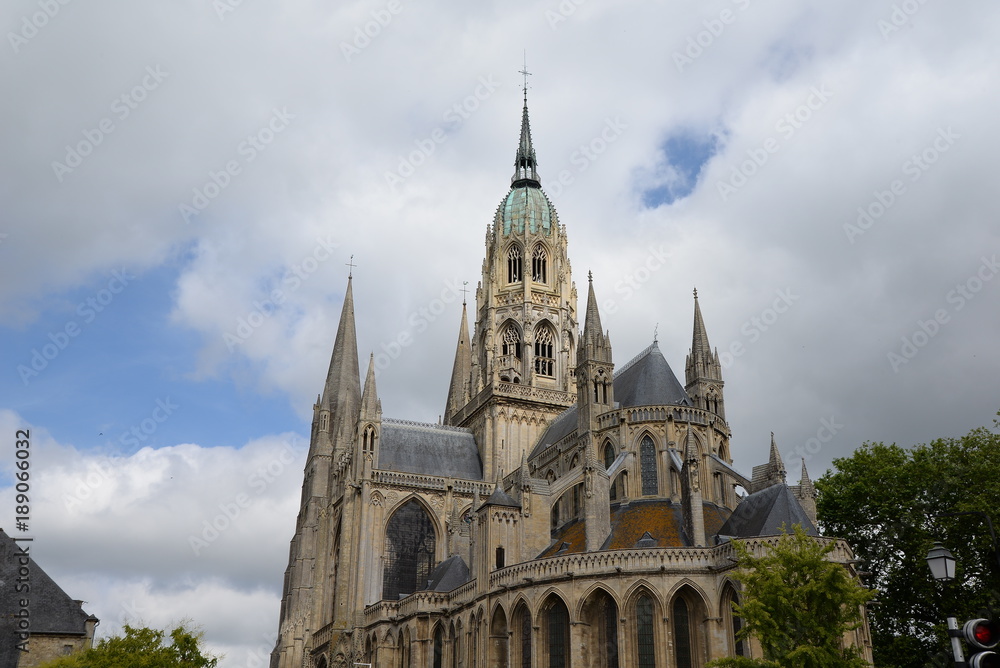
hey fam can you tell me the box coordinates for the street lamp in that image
[927,542,958,582]
[927,542,967,668]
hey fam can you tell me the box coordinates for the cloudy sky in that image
[2,0,998,665]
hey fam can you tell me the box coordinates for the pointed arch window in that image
[640,436,658,496]
[515,605,532,668]
[534,327,555,377]
[673,597,693,668]
[434,626,444,668]
[545,598,570,668]
[636,595,655,668]
[603,442,615,469]
[532,246,548,283]
[363,425,377,452]
[503,325,522,359]
[508,246,523,283]
[382,500,436,600]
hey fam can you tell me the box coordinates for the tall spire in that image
[320,276,362,428]
[690,288,712,362]
[511,81,540,188]
[444,301,473,425]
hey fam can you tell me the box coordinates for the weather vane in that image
[519,50,532,101]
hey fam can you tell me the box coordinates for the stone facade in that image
[270,97,872,668]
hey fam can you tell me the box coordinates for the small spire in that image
[768,432,787,478]
[443,301,473,426]
[685,425,699,461]
[582,275,604,344]
[360,353,380,417]
[800,457,812,485]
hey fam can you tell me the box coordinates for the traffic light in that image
[963,619,1000,668]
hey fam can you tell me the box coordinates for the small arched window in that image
[502,325,522,359]
[532,245,548,283]
[640,436,658,496]
[534,327,554,377]
[603,443,615,470]
[363,425,376,452]
[508,246,523,283]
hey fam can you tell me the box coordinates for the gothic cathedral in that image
[270,95,872,668]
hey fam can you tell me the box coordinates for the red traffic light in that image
[964,619,1000,650]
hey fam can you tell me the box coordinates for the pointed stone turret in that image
[681,426,706,547]
[577,273,614,443]
[685,288,726,418]
[750,432,788,493]
[443,301,473,426]
[317,277,362,452]
[790,458,818,526]
[360,353,381,420]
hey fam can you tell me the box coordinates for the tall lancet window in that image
[640,435,658,496]
[508,246,523,283]
[534,327,554,377]
[362,425,376,452]
[532,245,547,283]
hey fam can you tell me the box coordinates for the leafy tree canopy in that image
[710,525,873,668]
[816,415,1000,668]
[38,623,219,668]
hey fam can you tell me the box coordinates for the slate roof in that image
[0,528,97,667]
[530,342,691,459]
[537,499,732,557]
[483,484,520,508]
[613,342,691,409]
[716,483,818,538]
[421,555,471,592]
[379,420,483,480]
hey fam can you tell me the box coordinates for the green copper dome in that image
[499,186,556,235]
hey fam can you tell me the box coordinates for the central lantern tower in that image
[443,95,578,480]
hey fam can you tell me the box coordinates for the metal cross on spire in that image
[461,281,469,306]
[346,254,356,279]
[519,50,532,102]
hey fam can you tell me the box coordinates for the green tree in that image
[38,624,219,668]
[816,416,1000,668]
[710,525,873,668]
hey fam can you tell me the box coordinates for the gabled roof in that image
[0,529,96,639]
[717,483,818,538]
[379,420,483,480]
[483,483,520,508]
[421,555,471,592]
